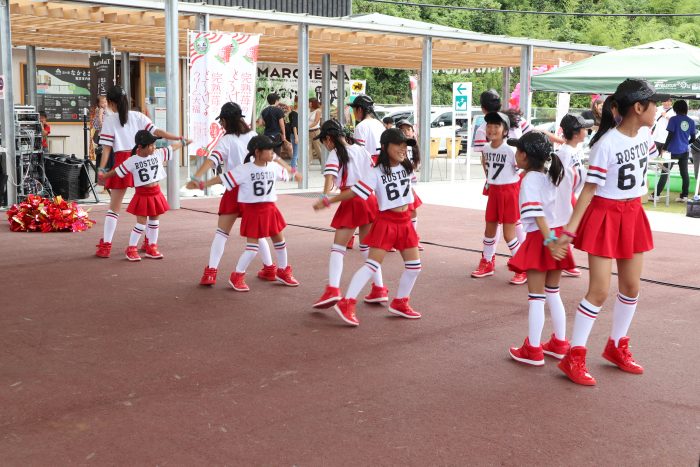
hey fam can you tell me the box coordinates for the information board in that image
[23,64,91,123]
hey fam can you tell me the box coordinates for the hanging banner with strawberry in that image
[188,31,260,158]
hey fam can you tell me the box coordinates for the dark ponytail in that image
[106,85,129,127]
[589,95,616,148]
[244,151,255,164]
[221,115,250,136]
[330,133,350,180]
[410,144,421,170]
[547,153,565,187]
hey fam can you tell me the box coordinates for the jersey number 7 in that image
[253,180,274,196]
[137,165,158,183]
[385,178,410,201]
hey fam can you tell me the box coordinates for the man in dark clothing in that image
[257,93,286,154]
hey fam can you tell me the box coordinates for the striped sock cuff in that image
[617,292,639,305]
[147,222,159,229]
[106,210,119,220]
[274,241,286,250]
[331,243,347,255]
[215,228,229,238]
[577,299,601,319]
[483,237,496,246]
[404,260,422,271]
[507,239,520,250]
[359,244,369,252]
[132,225,145,234]
[364,259,381,273]
[544,285,560,294]
[245,242,259,252]
[528,293,546,302]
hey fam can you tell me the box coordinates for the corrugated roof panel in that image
[180,0,351,16]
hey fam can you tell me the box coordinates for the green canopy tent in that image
[531,39,700,97]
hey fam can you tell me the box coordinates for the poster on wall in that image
[23,64,91,123]
[255,63,351,118]
[89,54,115,105]
[188,31,260,158]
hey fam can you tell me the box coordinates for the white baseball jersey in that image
[352,164,414,211]
[483,141,519,185]
[99,111,157,152]
[472,117,532,153]
[115,147,173,187]
[519,171,572,232]
[208,131,256,171]
[323,143,373,189]
[557,143,585,198]
[221,161,289,203]
[586,127,657,200]
[353,118,385,156]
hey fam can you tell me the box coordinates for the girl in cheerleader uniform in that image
[313,128,422,327]
[99,131,189,261]
[96,85,184,259]
[396,119,424,251]
[188,135,302,291]
[189,102,291,287]
[470,112,527,285]
[551,79,667,386]
[505,131,576,366]
[312,120,385,309]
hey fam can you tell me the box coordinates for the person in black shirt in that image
[257,93,287,154]
[288,97,299,173]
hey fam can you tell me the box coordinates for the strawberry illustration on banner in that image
[188,31,260,158]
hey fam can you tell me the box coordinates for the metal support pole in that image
[520,45,533,121]
[502,66,511,111]
[419,37,432,183]
[165,0,180,208]
[297,24,309,189]
[120,51,130,101]
[0,0,17,205]
[26,45,37,108]
[197,13,210,195]
[336,64,345,126]
[320,53,331,166]
[101,37,111,54]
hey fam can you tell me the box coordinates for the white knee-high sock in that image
[611,292,639,346]
[545,285,566,340]
[328,244,346,288]
[258,238,273,267]
[236,242,259,273]
[345,259,380,299]
[274,241,288,269]
[360,243,383,287]
[104,210,119,243]
[515,220,526,245]
[493,224,502,253]
[208,228,229,269]
[129,223,145,247]
[411,217,418,231]
[482,236,497,261]
[527,294,546,347]
[570,298,601,347]
[146,220,159,244]
[507,237,521,257]
[396,260,422,298]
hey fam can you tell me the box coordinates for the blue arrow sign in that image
[456,83,467,94]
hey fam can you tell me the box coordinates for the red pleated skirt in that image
[105,151,134,189]
[408,189,423,211]
[508,227,576,274]
[127,185,169,217]
[331,191,378,229]
[218,186,241,216]
[362,209,419,251]
[485,182,520,224]
[574,196,653,259]
[239,202,286,238]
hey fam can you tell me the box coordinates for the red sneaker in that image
[364,283,388,304]
[510,272,528,285]
[125,246,141,262]
[228,272,249,292]
[602,337,644,374]
[562,268,582,277]
[471,256,495,278]
[313,285,342,309]
[509,337,545,366]
[388,297,421,319]
[257,264,278,281]
[276,265,300,287]
[542,334,571,360]
[95,239,112,258]
[199,266,218,286]
[139,237,150,253]
[346,236,355,249]
[334,298,359,326]
[558,346,596,386]
[144,243,163,259]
